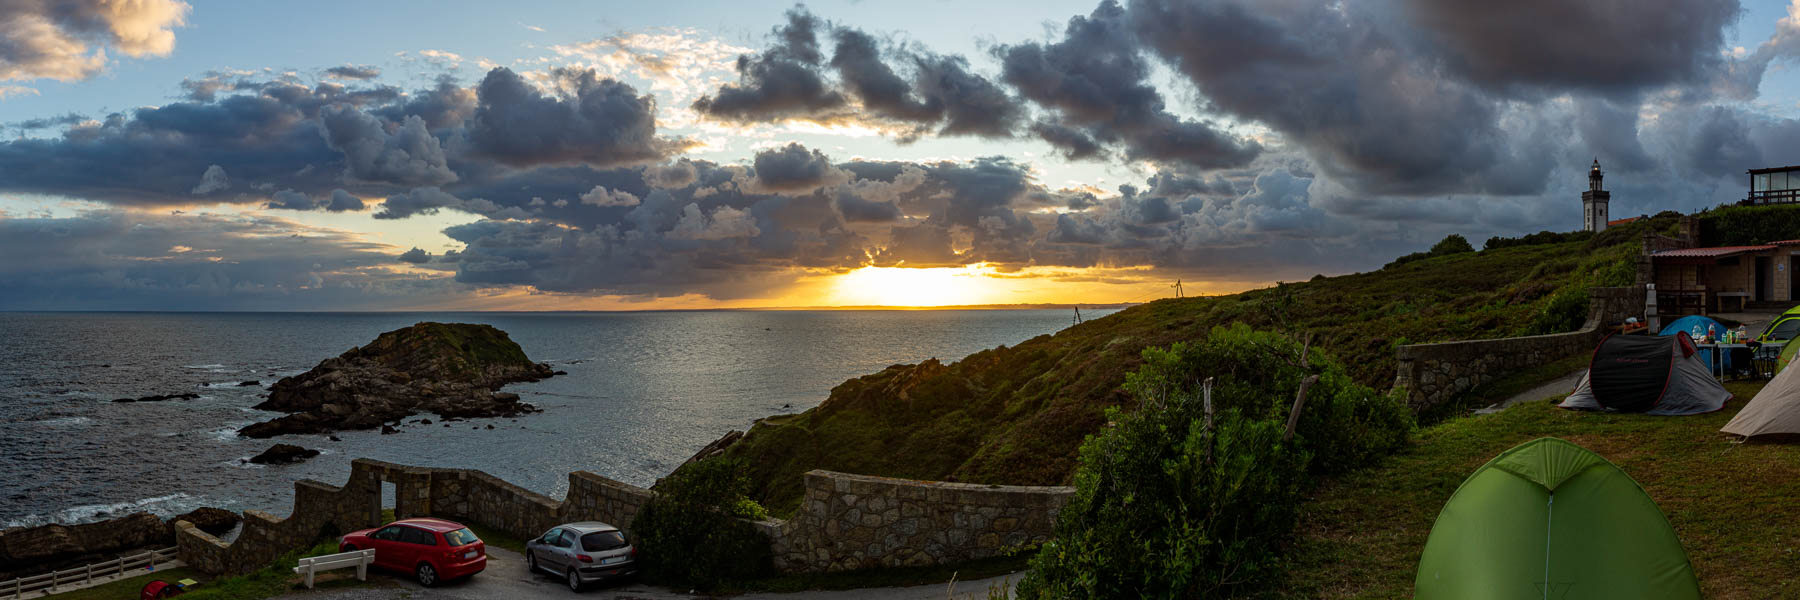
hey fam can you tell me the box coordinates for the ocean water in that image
[0,309,1111,527]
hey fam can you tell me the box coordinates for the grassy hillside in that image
[701,217,1664,514]
[1275,382,1800,599]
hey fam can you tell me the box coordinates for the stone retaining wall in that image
[175,459,1068,576]
[1392,286,1642,411]
[764,471,1072,573]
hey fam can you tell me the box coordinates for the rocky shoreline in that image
[0,508,240,581]
[238,322,556,438]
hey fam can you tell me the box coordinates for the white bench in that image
[293,548,376,589]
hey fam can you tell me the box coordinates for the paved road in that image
[269,548,1018,600]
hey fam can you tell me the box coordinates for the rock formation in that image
[111,392,200,403]
[171,508,240,536]
[238,322,554,438]
[0,513,170,580]
[246,444,320,465]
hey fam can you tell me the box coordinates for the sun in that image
[824,264,1008,307]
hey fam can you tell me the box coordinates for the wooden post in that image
[1285,375,1319,442]
[1201,377,1216,463]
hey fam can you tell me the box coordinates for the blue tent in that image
[1660,315,1732,372]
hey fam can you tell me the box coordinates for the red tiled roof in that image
[1653,245,1776,258]
[1772,239,1800,245]
[1607,216,1642,226]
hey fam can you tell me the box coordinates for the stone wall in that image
[1392,286,1642,412]
[765,471,1072,573]
[175,460,1068,576]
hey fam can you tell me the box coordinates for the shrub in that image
[634,457,773,589]
[1014,326,1412,599]
[1483,230,1592,250]
[1528,286,1589,334]
[1429,234,1474,255]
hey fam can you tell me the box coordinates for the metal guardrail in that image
[1,546,178,599]
[292,548,375,589]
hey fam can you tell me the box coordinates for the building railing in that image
[1746,189,1800,204]
[1,547,179,599]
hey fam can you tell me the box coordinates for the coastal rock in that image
[247,443,320,465]
[683,429,744,466]
[171,507,239,536]
[111,392,200,403]
[0,512,172,580]
[237,380,261,387]
[237,322,554,438]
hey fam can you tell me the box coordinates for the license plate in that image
[600,556,625,565]
[464,550,478,559]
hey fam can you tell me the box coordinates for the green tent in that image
[1414,438,1699,599]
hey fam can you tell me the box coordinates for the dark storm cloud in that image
[5,112,84,131]
[1391,0,1739,97]
[324,65,381,80]
[996,1,1258,171]
[320,106,457,186]
[267,188,365,212]
[468,67,673,168]
[397,247,431,263]
[1030,121,1106,161]
[374,187,467,220]
[691,9,847,122]
[373,76,476,130]
[750,142,846,192]
[828,28,1023,138]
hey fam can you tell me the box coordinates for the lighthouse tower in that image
[1582,158,1611,232]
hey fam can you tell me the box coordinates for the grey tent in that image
[1559,332,1729,416]
[1721,355,1800,436]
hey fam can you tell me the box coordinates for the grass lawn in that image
[43,567,207,600]
[1275,380,1800,599]
[48,541,392,600]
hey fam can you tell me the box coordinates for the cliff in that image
[239,322,554,438]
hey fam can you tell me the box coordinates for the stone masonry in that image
[763,471,1073,573]
[1392,286,1643,412]
[175,459,1069,576]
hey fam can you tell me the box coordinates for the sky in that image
[1,0,1799,310]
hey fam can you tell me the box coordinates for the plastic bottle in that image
[1709,324,1718,343]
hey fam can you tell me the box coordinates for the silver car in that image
[524,521,639,591]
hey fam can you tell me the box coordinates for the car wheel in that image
[416,563,438,587]
[525,550,537,574]
[566,569,583,592]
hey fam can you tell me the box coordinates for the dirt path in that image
[268,547,1017,600]
[1499,368,1585,408]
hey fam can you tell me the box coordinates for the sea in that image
[0,309,1112,528]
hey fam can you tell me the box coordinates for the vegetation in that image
[698,217,1658,515]
[1383,234,1475,268]
[1016,327,1410,598]
[1482,229,1593,250]
[1697,203,1800,246]
[1274,382,1800,600]
[634,457,774,590]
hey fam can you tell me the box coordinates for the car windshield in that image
[443,528,480,547]
[580,531,628,552]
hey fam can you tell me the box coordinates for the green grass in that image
[49,541,387,600]
[43,567,206,600]
[1271,381,1800,600]
[462,520,528,555]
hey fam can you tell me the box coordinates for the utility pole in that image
[1172,279,1184,298]
[1073,306,1083,325]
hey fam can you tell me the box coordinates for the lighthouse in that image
[1582,158,1611,233]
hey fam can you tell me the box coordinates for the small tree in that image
[633,457,772,589]
[1430,234,1474,256]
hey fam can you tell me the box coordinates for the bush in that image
[634,458,773,589]
[1483,229,1592,250]
[1527,286,1589,334]
[1014,326,1412,599]
[1385,234,1475,268]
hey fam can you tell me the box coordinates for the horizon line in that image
[0,302,1151,314]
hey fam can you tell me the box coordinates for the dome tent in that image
[1722,352,1800,437]
[1659,314,1732,373]
[1558,332,1729,416]
[1414,438,1700,599]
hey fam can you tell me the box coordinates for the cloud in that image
[319,105,457,186]
[397,247,431,263]
[995,1,1258,170]
[324,64,381,80]
[750,142,849,192]
[579,185,640,207]
[267,188,365,212]
[190,164,231,195]
[468,67,674,168]
[375,187,465,219]
[691,9,847,122]
[668,203,761,240]
[0,0,189,82]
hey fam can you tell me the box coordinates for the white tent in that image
[1722,358,1800,437]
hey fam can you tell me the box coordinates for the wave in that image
[182,364,226,370]
[2,493,198,528]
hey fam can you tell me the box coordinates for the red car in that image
[339,517,486,586]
